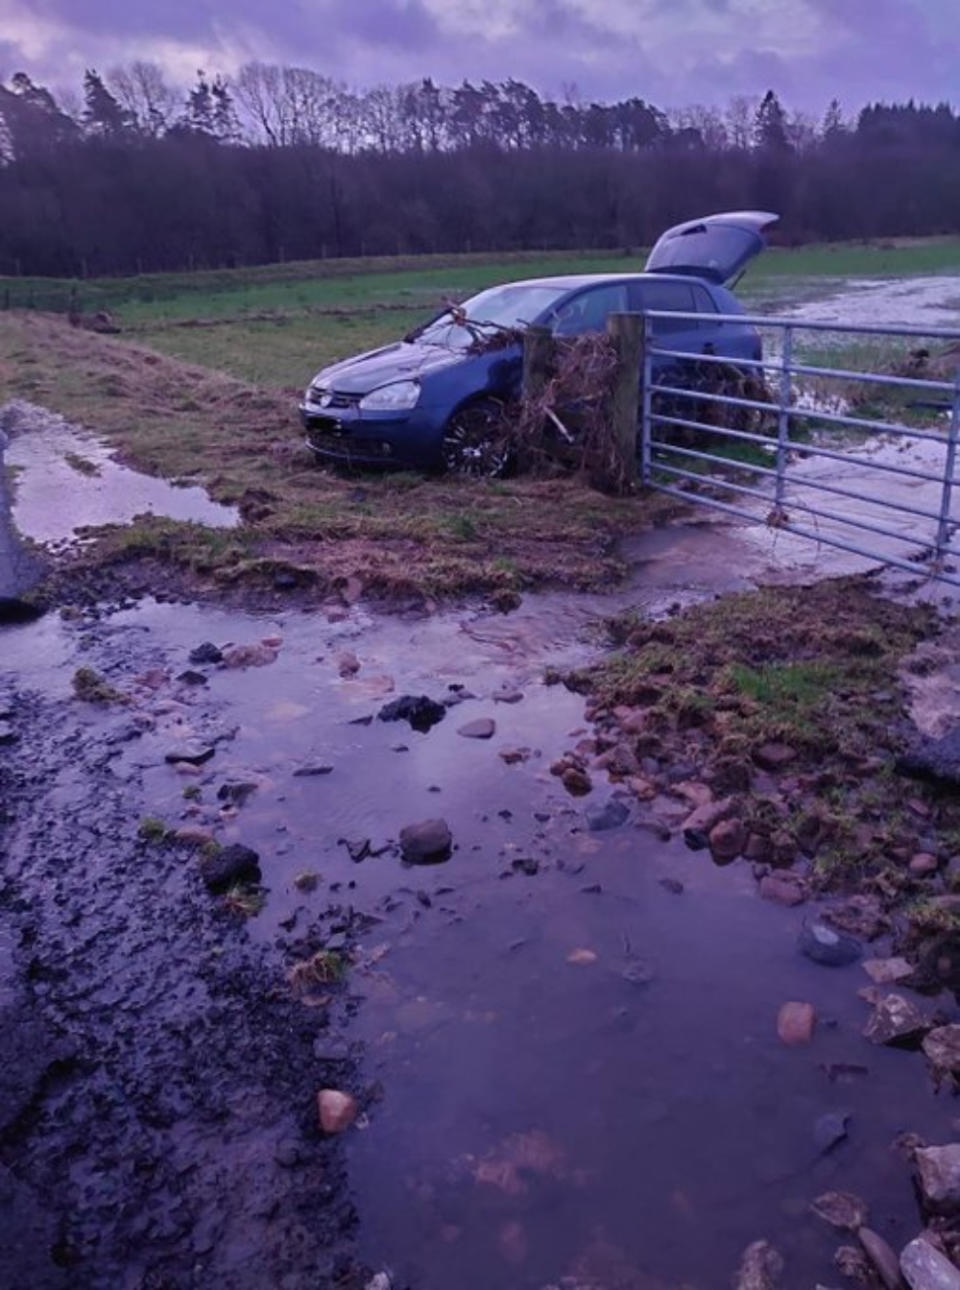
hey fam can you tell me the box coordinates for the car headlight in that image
[359,380,420,412]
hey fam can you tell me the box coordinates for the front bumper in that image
[299,402,444,470]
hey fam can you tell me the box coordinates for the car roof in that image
[497,272,713,291]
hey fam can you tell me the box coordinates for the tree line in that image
[1,63,959,278]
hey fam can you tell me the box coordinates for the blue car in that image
[300,211,777,474]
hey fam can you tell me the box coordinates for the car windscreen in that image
[414,283,571,349]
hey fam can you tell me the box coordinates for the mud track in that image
[0,671,362,1289]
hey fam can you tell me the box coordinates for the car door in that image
[630,278,704,360]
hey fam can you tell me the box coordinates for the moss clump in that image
[138,816,168,843]
[72,666,124,704]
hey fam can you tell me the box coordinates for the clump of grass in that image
[907,900,960,936]
[222,884,265,917]
[287,948,348,994]
[138,816,168,842]
[182,784,201,801]
[73,666,124,703]
[63,451,101,477]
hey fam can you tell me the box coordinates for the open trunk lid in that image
[644,210,779,283]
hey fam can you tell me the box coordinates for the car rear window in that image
[632,280,697,332]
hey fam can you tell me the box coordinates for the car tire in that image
[441,398,513,478]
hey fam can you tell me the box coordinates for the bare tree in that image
[725,95,757,151]
[108,61,178,136]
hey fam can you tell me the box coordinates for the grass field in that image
[6,237,960,389]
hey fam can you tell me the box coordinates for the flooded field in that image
[2,534,958,1288]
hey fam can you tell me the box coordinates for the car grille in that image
[306,421,393,459]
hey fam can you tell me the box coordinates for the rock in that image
[682,796,734,849]
[274,1140,300,1167]
[293,765,334,777]
[567,948,597,965]
[457,718,495,739]
[864,957,914,985]
[769,831,798,868]
[761,873,808,907]
[777,1001,816,1046]
[586,799,630,832]
[217,780,258,804]
[744,833,773,863]
[221,643,278,668]
[823,895,888,941]
[923,1026,960,1082]
[172,827,215,847]
[164,744,215,766]
[176,669,208,686]
[753,742,798,771]
[811,1191,869,1232]
[316,1089,357,1134]
[493,689,524,704]
[863,994,932,1047]
[378,694,446,733]
[511,857,539,876]
[911,853,940,877]
[734,1239,784,1290]
[336,651,361,677]
[916,1146,960,1214]
[898,731,960,787]
[0,720,18,744]
[189,641,222,664]
[859,1227,906,1290]
[499,748,530,765]
[815,1110,851,1153]
[365,1274,393,1290]
[799,922,862,967]
[900,1236,960,1290]
[497,1219,528,1265]
[709,817,746,864]
[198,843,261,892]
[660,877,684,895]
[562,767,592,796]
[399,819,452,864]
[674,780,713,809]
[836,1245,874,1284]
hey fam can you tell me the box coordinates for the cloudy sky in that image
[2,0,957,113]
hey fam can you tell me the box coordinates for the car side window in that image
[550,283,631,336]
[630,280,697,334]
[691,283,720,329]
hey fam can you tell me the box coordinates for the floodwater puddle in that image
[732,432,960,582]
[749,273,960,333]
[1,400,237,547]
[779,274,960,332]
[3,552,955,1287]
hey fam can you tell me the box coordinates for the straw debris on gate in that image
[467,325,776,494]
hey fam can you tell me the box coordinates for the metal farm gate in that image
[637,310,960,586]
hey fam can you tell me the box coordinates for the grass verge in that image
[0,311,676,605]
[564,580,960,939]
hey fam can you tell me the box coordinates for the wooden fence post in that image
[522,325,553,402]
[607,312,641,486]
